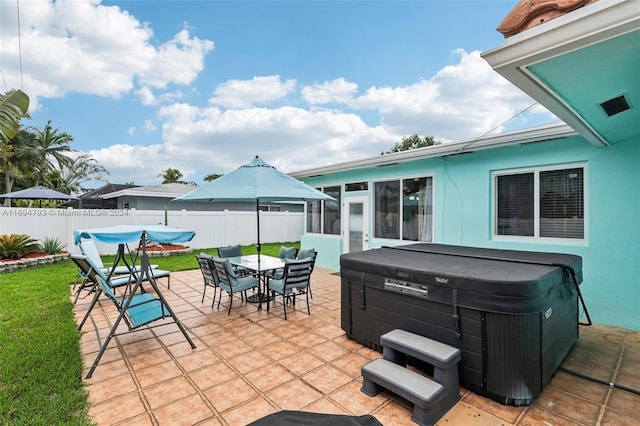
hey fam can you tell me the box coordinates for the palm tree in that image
[29,120,76,187]
[0,89,29,143]
[0,90,30,206]
[1,128,37,206]
[158,168,187,184]
[60,154,109,194]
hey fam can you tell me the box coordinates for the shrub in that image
[40,236,67,255]
[0,234,41,259]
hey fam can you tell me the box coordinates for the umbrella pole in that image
[256,199,261,261]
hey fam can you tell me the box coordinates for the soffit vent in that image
[599,94,631,117]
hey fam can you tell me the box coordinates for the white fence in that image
[0,208,304,255]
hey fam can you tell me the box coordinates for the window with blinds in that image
[494,165,585,241]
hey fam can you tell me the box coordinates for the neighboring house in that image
[67,183,139,209]
[101,182,304,212]
[292,0,640,331]
[101,183,199,210]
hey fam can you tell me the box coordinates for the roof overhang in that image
[291,122,576,178]
[482,0,640,147]
[101,189,195,199]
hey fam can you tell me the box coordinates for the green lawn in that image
[0,242,297,425]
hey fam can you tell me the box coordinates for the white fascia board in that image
[481,0,640,147]
[101,190,185,199]
[290,122,577,178]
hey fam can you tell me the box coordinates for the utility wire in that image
[17,0,24,90]
[0,69,8,92]
[456,102,540,154]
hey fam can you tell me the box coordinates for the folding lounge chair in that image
[81,258,195,378]
[71,254,171,304]
[79,239,159,275]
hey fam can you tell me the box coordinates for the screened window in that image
[323,186,341,235]
[346,182,368,191]
[306,186,341,235]
[374,177,433,241]
[495,165,585,240]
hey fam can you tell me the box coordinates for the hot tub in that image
[340,243,584,406]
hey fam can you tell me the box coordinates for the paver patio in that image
[73,268,640,425]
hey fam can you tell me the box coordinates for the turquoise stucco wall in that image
[301,135,640,330]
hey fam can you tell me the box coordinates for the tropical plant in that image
[203,173,223,182]
[1,128,37,205]
[0,89,30,143]
[29,120,76,188]
[59,154,109,194]
[39,236,67,255]
[158,167,187,184]
[0,234,41,259]
[384,134,440,154]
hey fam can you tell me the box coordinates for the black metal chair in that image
[211,256,260,315]
[196,253,219,308]
[217,244,252,277]
[266,258,314,320]
[295,248,317,298]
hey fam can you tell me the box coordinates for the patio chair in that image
[264,245,299,281]
[217,244,252,277]
[217,244,243,258]
[79,239,159,276]
[196,253,219,308]
[266,258,314,320]
[295,248,317,298]
[210,256,259,315]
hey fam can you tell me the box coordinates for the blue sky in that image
[0,0,556,187]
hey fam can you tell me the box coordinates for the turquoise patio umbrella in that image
[174,156,334,257]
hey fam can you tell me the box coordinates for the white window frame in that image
[372,173,435,243]
[492,163,588,244]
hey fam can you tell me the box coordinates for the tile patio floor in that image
[73,268,640,425]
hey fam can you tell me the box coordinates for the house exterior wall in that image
[300,135,640,330]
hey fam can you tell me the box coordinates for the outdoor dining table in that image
[228,254,285,309]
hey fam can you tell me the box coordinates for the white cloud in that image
[139,29,214,89]
[88,49,552,183]
[137,86,157,106]
[143,120,157,133]
[1,0,553,187]
[353,49,545,141]
[301,78,359,105]
[0,0,212,109]
[208,76,297,109]
[89,143,195,185]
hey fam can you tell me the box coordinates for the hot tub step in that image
[361,358,444,426]
[360,329,461,425]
